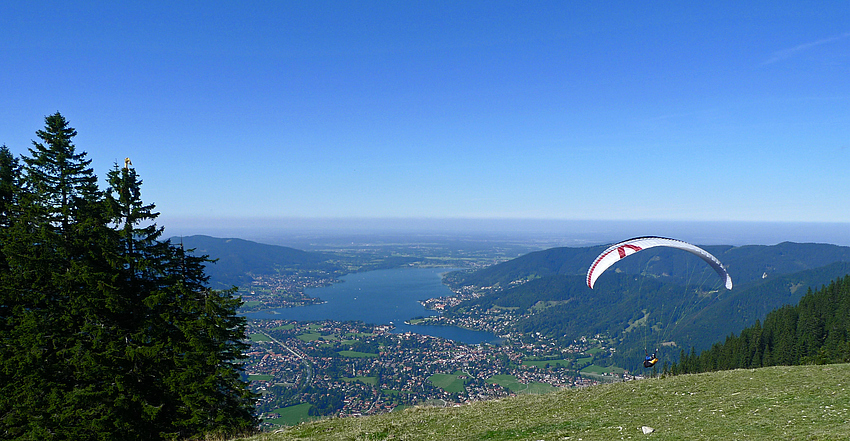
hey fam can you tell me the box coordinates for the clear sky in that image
[1,2,849,234]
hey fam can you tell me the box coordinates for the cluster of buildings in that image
[243,319,619,426]
[238,273,337,311]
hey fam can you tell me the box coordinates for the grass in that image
[248,374,274,382]
[487,375,556,395]
[517,382,556,395]
[237,363,850,441]
[338,351,379,358]
[248,333,273,342]
[382,389,407,397]
[342,376,378,385]
[295,332,327,342]
[575,356,592,367]
[263,404,316,427]
[428,371,468,393]
[486,374,524,392]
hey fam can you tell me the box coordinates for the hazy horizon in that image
[161,217,850,248]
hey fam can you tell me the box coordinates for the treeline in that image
[0,113,257,440]
[674,275,850,374]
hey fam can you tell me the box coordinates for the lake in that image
[243,267,501,345]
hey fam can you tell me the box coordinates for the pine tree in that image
[104,162,257,438]
[160,243,258,438]
[0,144,20,326]
[0,112,116,438]
[102,162,177,438]
[1,114,258,439]
[0,145,20,229]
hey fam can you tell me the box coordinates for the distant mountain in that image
[172,235,339,288]
[171,235,426,289]
[444,242,850,370]
[447,241,850,291]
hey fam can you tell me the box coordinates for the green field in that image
[517,382,556,394]
[337,350,378,358]
[248,374,274,382]
[486,375,557,394]
[248,333,272,342]
[255,363,850,440]
[342,376,377,385]
[486,374,524,392]
[264,403,315,426]
[295,332,326,342]
[428,371,468,393]
[574,356,593,368]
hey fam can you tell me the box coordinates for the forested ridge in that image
[175,235,337,289]
[0,113,257,440]
[444,241,850,371]
[675,274,850,374]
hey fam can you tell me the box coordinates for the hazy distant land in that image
[164,218,850,249]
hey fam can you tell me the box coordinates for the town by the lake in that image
[240,271,639,428]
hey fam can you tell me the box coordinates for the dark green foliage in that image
[0,145,20,228]
[0,113,257,440]
[671,261,850,350]
[446,242,850,294]
[445,243,850,371]
[675,275,850,374]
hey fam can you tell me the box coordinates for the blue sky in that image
[1,2,849,236]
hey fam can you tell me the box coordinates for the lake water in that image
[243,267,501,345]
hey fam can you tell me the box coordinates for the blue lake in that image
[243,267,501,345]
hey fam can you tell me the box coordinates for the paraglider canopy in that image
[586,236,733,290]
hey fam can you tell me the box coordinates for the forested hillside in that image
[676,274,850,373]
[176,235,340,288]
[446,241,850,290]
[444,242,850,371]
[175,235,429,289]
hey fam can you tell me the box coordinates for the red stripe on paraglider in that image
[587,243,643,288]
[617,244,642,258]
[587,249,617,288]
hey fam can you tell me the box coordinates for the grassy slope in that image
[241,364,850,441]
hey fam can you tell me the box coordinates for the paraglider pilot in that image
[644,349,658,368]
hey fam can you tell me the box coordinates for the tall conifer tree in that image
[1,113,258,440]
[1,112,115,438]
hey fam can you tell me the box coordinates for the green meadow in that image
[428,371,469,394]
[242,363,850,441]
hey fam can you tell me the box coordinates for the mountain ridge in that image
[443,241,850,370]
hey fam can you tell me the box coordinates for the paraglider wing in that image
[586,236,732,290]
